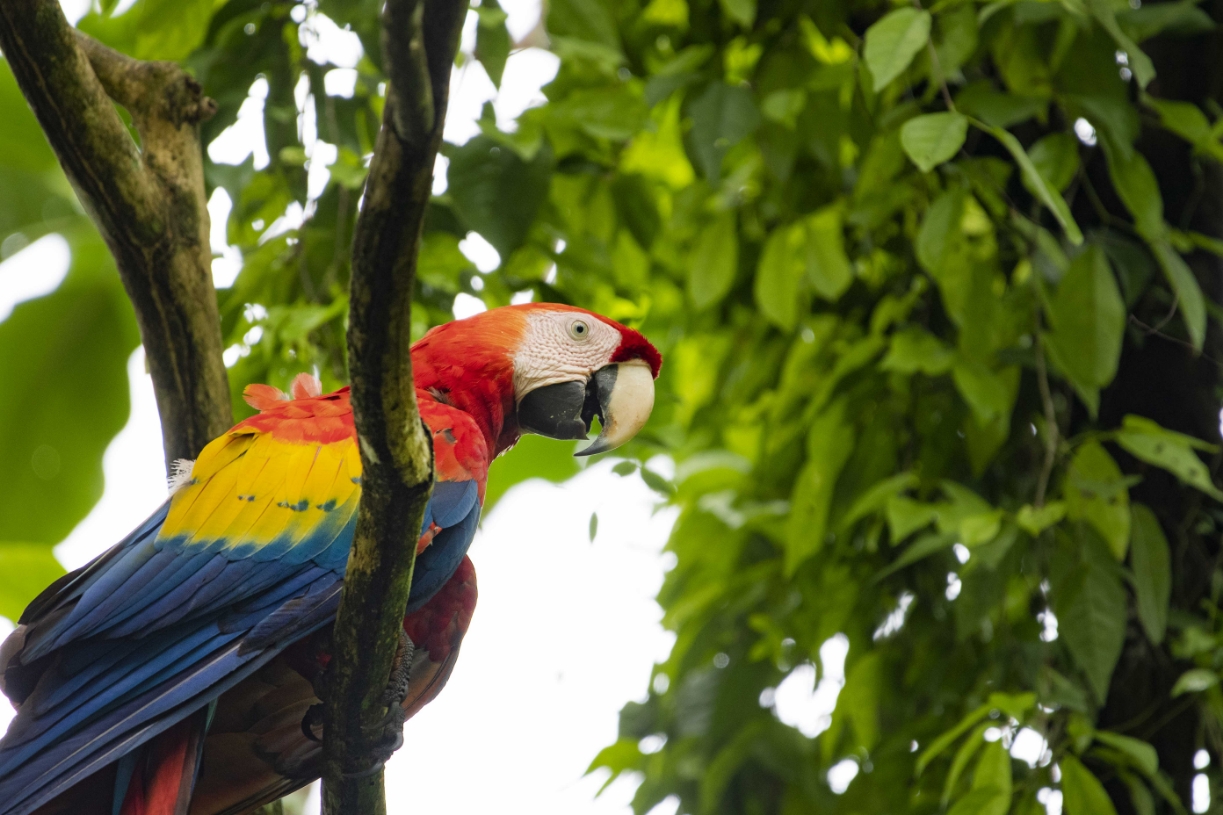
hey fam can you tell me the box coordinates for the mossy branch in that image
[0,0,232,464]
[321,0,466,812]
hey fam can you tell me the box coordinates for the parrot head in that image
[412,303,661,456]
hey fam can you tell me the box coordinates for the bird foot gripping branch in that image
[0,304,660,815]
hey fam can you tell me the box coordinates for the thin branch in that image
[0,0,232,463]
[320,0,467,811]
[382,0,435,148]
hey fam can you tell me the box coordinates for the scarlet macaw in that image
[0,303,661,815]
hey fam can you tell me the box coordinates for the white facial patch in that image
[512,311,621,401]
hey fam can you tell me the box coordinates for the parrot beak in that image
[575,360,655,457]
[516,360,655,456]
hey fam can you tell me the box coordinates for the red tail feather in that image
[119,712,206,815]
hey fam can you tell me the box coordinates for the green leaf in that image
[1061,755,1121,815]
[475,0,512,87]
[1043,245,1126,409]
[952,359,1015,424]
[0,543,65,622]
[900,113,968,173]
[0,226,140,545]
[447,136,554,257]
[1094,731,1159,777]
[641,467,677,496]
[1172,668,1219,696]
[942,722,990,805]
[717,0,756,27]
[982,123,1083,244]
[551,86,650,141]
[875,531,957,581]
[78,0,215,61]
[886,496,940,541]
[880,328,955,375]
[840,472,919,529]
[1116,415,1223,502]
[1064,441,1131,560]
[948,786,1008,815]
[1129,504,1170,644]
[688,210,739,310]
[917,704,991,775]
[589,512,599,541]
[755,223,805,331]
[1016,502,1067,536]
[786,400,854,573]
[802,206,853,302]
[971,741,1012,815]
[956,82,1046,129]
[1102,143,1164,239]
[1146,98,1215,153]
[1118,0,1215,42]
[546,0,622,53]
[687,83,761,181]
[1055,530,1127,702]
[1086,0,1156,89]
[1026,133,1081,194]
[1150,241,1206,351]
[863,9,932,92]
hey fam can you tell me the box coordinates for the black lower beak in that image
[517,369,616,441]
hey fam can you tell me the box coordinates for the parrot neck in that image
[410,333,521,457]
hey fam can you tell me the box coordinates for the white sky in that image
[0,3,847,812]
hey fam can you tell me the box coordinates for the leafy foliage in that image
[3,0,1223,812]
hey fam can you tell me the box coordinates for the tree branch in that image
[321,0,466,811]
[0,0,232,464]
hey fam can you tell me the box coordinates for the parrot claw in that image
[314,629,415,777]
[301,703,325,743]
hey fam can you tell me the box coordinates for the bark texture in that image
[319,0,466,812]
[0,0,231,464]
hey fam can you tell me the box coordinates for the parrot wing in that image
[0,382,488,815]
[188,556,477,815]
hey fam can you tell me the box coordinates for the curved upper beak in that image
[515,360,655,456]
[575,360,655,457]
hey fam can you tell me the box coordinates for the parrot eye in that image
[569,319,591,341]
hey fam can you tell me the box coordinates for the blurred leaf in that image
[1064,441,1131,559]
[1085,0,1155,88]
[0,543,66,622]
[1055,530,1127,701]
[1171,668,1219,697]
[863,9,932,92]
[1016,502,1066,536]
[1061,755,1121,815]
[1026,133,1081,194]
[786,400,853,573]
[880,328,954,375]
[0,227,140,544]
[1043,245,1125,413]
[79,0,216,60]
[1116,415,1223,502]
[901,113,968,173]
[717,0,755,27]
[803,206,852,302]
[688,210,738,310]
[687,83,760,181]
[755,223,805,331]
[1093,731,1159,777]
[447,136,554,257]
[476,0,511,87]
[1128,504,1170,644]
[984,124,1083,244]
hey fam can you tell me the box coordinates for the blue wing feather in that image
[0,436,482,815]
